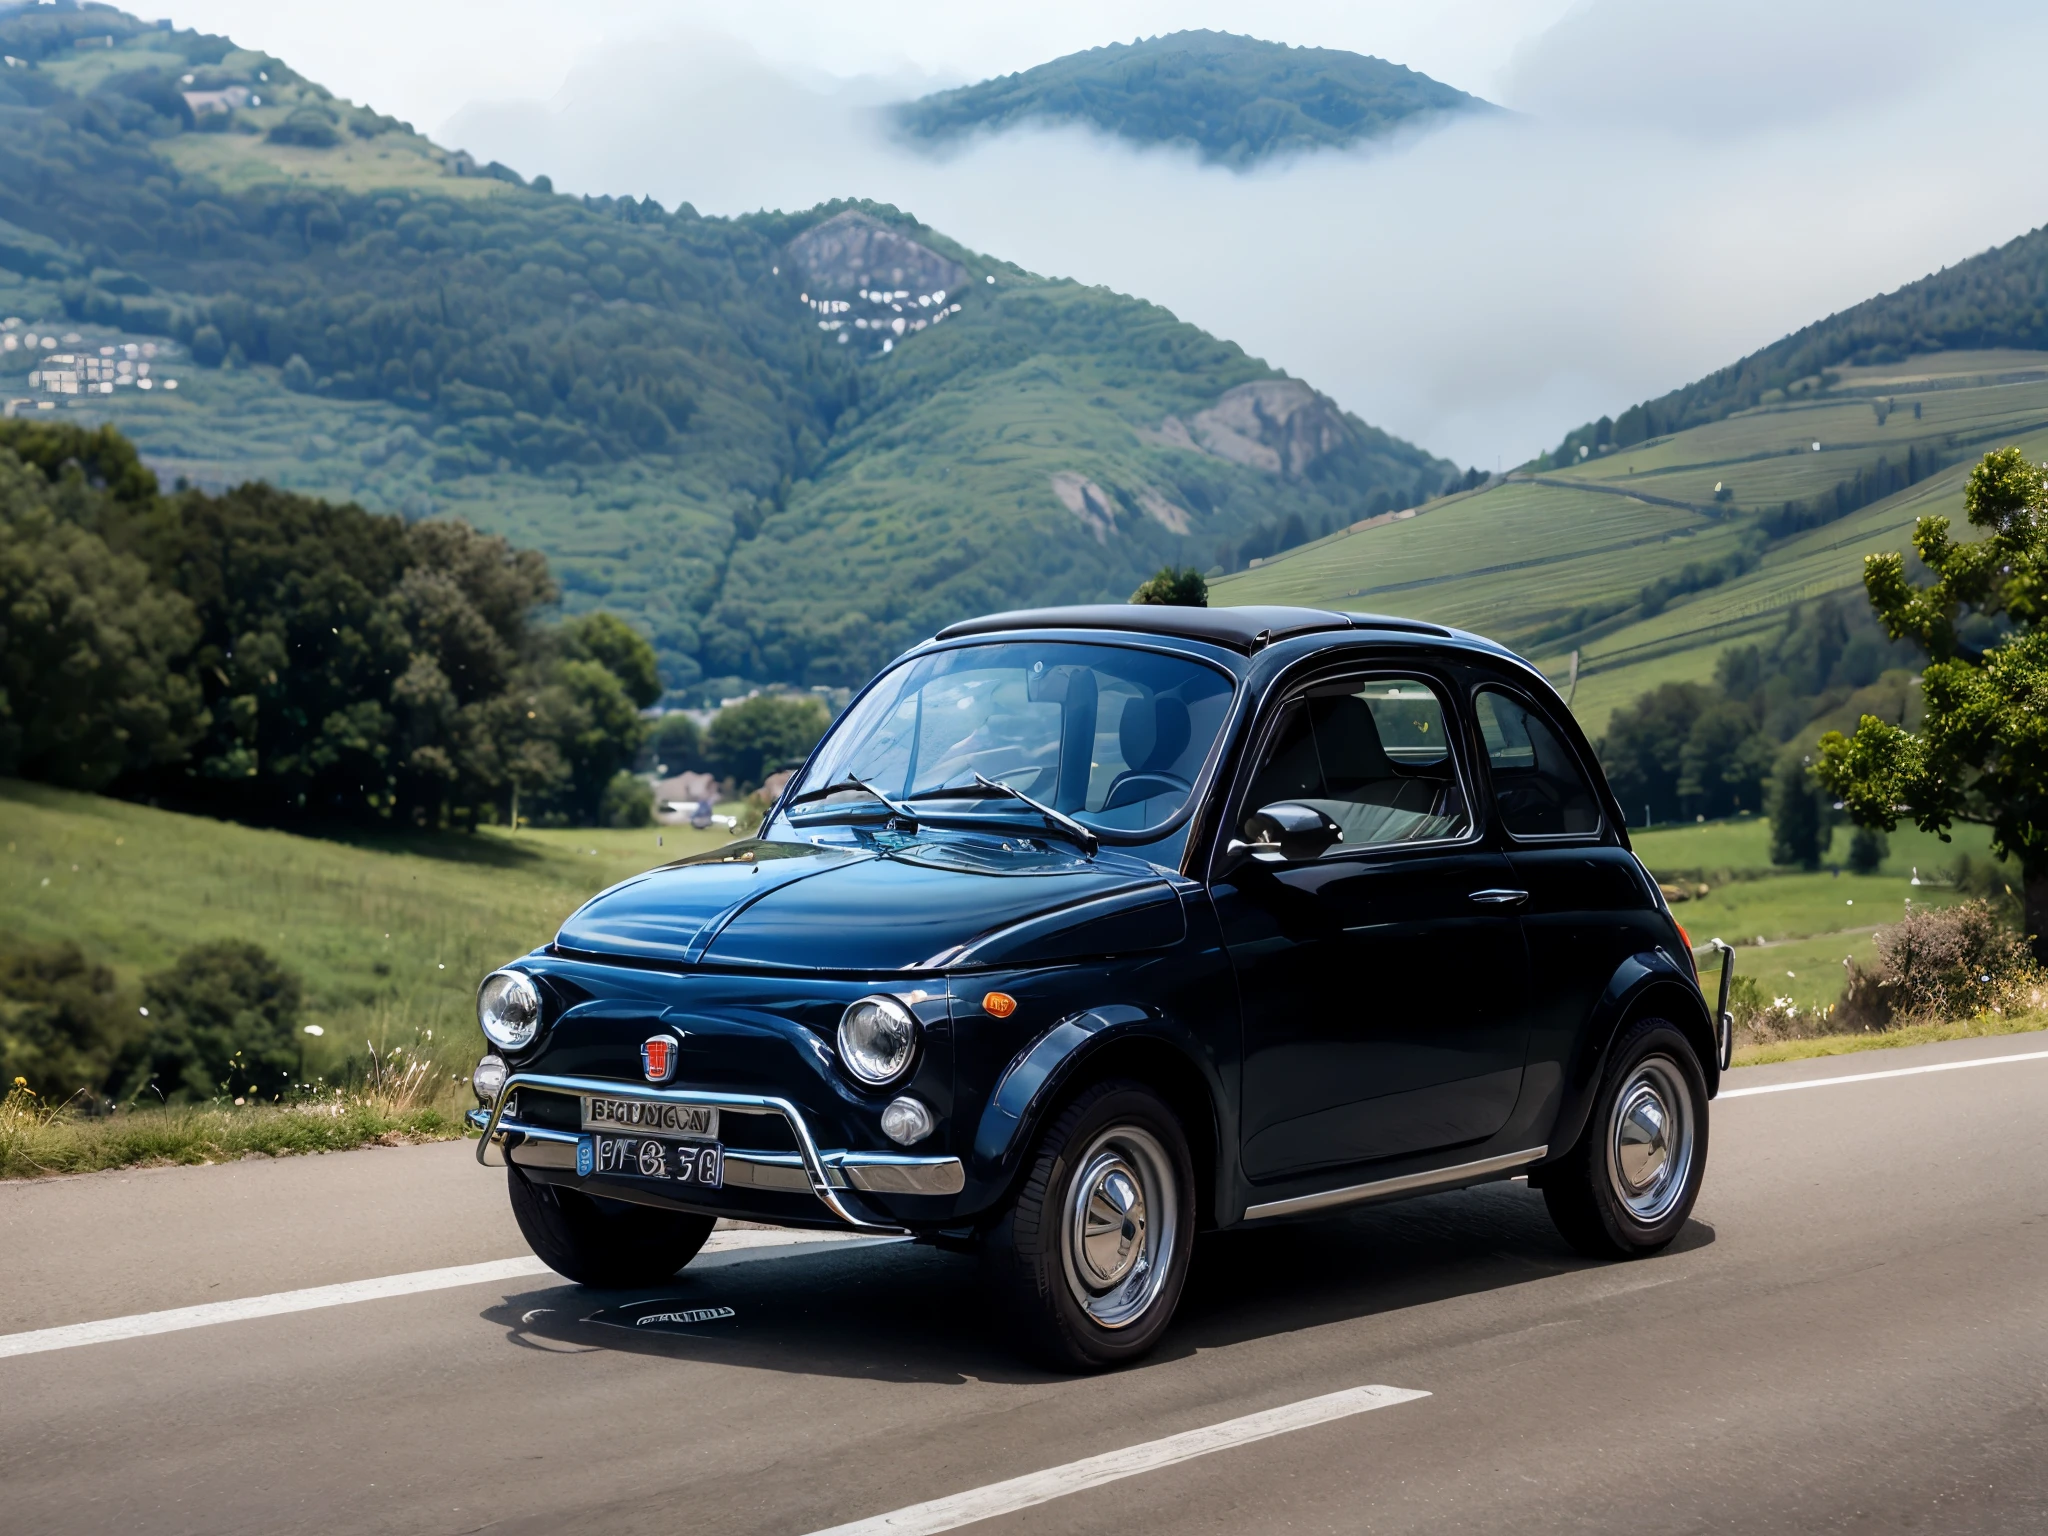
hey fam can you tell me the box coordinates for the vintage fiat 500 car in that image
[470,604,1731,1370]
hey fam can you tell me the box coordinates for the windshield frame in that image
[771,636,1243,848]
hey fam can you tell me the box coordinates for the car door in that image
[1210,667,1533,1183]
[1472,685,1660,1075]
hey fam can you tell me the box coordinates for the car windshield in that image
[788,641,1235,836]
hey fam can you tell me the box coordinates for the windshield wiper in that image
[967,772,1099,856]
[784,776,919,823]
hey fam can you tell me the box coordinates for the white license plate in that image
[581,1095,720,1139]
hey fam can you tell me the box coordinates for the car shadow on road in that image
[481,1183,1715,1384]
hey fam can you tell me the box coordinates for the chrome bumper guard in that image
[470,1073,964,1232]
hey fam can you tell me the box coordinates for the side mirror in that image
[1228,802,1343,865]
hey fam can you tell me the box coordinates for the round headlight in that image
[837,994,918,1086]
[477,970,541,1051]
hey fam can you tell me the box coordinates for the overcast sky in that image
[163,1,2048,468]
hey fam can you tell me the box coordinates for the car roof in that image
[933,604,1455,656]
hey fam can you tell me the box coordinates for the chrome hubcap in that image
[1605,1055,1694,1224]
[1062,1126,1177,1329]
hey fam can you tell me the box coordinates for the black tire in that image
[982,1080,1196,1372]
[507,1165,716,1287]
[1542,1017,1710,1259]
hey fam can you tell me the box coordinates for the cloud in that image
[436,1,2048,470]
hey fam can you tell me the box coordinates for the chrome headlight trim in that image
[471,1053,508,1106]
[477,969,542,1051]
[836,994,919,1087]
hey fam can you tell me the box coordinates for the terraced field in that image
[1215,350,2048,737]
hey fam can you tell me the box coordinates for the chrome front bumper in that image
[470,1072,965,1232]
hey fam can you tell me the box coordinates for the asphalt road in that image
[5,1031,2046,1536]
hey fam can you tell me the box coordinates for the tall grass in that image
[1,1027,474,1179]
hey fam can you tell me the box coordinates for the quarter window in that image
[1475,689,1602,838]
[1241,676,1471,852]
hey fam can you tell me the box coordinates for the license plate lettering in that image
[582,1095,719,1138]
[588,1135,723,1189]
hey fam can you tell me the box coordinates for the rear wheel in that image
[507,1164,715,1287]
[982,1080,1196,1372]
[1542,1017,1709,1259]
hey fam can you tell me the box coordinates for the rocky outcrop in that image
[1050,473,1194,540]
[786,211,966,297]
[1050,472,1117,543]
[1146,378,1350,480]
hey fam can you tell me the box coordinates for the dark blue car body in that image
[472,604,1719,1244]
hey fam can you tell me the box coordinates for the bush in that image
[121,942,305,1103]
[0,942,135,1102]
[267,108,340,148]
[600,770,654,828]
[1836,900,2039,1031]
[705,694,829,791]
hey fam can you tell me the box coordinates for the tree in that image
[645,711,703,774]
[122,942,304,1102]
[1847,826,1889,875]
[1131,566,1207,606]
[1770,752,1829,869]
[561,611,662,707]
[0,469,205,790]
[705,694,830,791]
[1598,682,1712,824]
[1816,446,2048,957]
[1677,697,1773,818]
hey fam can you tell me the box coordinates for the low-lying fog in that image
[179,0,2048,469]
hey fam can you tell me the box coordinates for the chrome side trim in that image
[472,1076,964,1224]
[1242,1145,1549,1222]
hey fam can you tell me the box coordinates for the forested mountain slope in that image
[896,30,1490,166]
[0,3,1455,695]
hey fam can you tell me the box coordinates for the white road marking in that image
[801,1384,1430,1536]
[1721,1047,2048,1099]
[0,1228,878,1361]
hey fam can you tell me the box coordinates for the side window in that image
[1241,676,1471,853]
[1475,689,1602,838]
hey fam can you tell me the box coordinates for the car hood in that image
[553,835,1183,972]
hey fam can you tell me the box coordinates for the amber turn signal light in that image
[982,991,1017,1018]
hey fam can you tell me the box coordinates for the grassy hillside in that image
[0,5,1454,696]
[0,778,731,1074]
[1537,222,2048,466]
[1215,349,2048,737]
[896,30,1490,167]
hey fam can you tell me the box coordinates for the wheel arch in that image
[1538,951,1718,1173]
[970,1005,1230,1231]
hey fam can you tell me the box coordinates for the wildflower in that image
[11,1076,24,1088]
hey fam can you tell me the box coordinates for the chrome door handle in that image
[1468,888,1529,906]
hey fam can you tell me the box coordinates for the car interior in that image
[1243,679,1471,849]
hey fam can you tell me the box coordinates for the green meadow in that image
[1632,814,2000,1013]
[0,779,734,1077]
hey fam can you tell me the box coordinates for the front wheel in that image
[1541,1017,1709,1259]
[507,1165,716,1287]
[982,1080,1196,1372]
